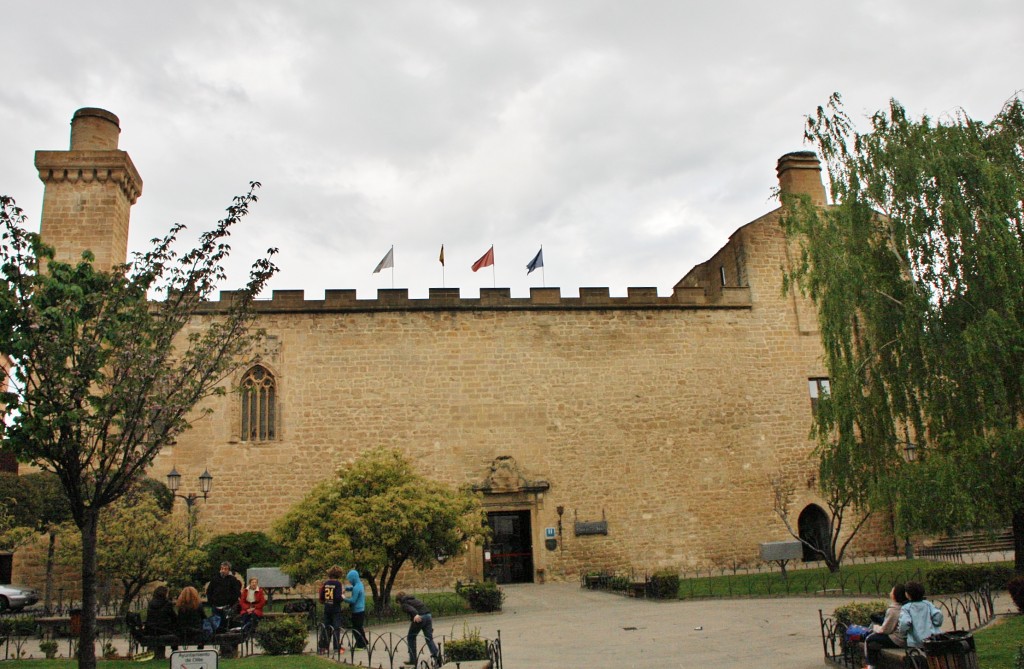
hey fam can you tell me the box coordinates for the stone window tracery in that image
[240,365,276,442]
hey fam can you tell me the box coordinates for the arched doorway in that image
[798,504,830,562]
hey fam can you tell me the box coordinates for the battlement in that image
[196,284,752,314]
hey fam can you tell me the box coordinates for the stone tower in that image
[34,108,142,271]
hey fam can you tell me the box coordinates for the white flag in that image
[373,246,394,273]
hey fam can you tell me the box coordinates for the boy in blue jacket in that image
[898,581,944,648]
[343,569,367,649]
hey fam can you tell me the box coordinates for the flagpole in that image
[490,245,495,288]
[540,244,545,287]
[390,245,394,289]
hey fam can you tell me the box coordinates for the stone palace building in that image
[6,108,892,589]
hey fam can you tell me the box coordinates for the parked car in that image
[0,584,40,612]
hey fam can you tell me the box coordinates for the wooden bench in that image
[36,615,118,638]
[878,647,927,669]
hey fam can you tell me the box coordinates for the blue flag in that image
[526,247,544,274]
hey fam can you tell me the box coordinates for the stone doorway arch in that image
[472,456,550,584]
[797,504,830,562]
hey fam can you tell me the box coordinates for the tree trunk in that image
[78,508,99,669]
[119,579,138,620]
[44,531,56,614]
[1013,508,1024,574]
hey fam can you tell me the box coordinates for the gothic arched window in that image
[240,365,276,442]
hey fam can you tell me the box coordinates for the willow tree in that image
[0,186,277,667]
[782,93,1024,571]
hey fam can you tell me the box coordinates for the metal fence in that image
[2,612,503,666]
[578,550,1013,600]
[263,624,503,669]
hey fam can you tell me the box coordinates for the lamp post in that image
[167,467,213,542]
[897,442,919,558]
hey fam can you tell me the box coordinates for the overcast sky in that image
[1,1,1021,299]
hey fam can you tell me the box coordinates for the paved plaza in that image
[369,582,1016,669]
[370,582,840,669]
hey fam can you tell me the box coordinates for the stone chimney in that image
[35,108,143,271]
[776,151,826,206]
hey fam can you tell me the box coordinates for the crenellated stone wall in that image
[198,283,753,313]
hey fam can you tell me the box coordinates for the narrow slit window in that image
[808,377,830,413]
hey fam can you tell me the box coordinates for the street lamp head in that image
[199,469,213,495]
[166,467,181,492]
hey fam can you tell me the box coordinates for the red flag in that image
[471,246,494,272]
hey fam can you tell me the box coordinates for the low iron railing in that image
[318,624,502,668]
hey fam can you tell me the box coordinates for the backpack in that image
[845,624,871,643]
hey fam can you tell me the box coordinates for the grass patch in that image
[676,560,1013,598]
[974,613,1024,669]
[267,589,472,622]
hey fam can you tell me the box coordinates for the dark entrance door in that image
[798,504,830,562]
[486,510,533,584]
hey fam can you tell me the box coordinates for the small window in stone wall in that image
[241,365,277,442]
[808,377,830,413]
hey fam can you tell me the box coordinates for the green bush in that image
[39,640,59,659]
[1008,575,1024,613]
[833,601,886,627]
[608,575,631,592]
[648,571,680,599]
[254,616,308,655]
[456,581,504,613]
[926,564,1016,594]
[444,625,488,662]
[0,616,38,637]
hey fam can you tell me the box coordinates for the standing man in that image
[396,591,439,667]
[318,566,346,654]
[343,569,367,649]
[206,561,242,632]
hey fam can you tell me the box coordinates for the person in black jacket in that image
[318,565,347,653]
[396,592,439,666]
[144,586,177,659]
[205,561,242,632]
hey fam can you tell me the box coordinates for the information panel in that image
[169,649,218,669]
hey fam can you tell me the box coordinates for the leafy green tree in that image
[194,531,285,584]
[58,493,204,617]
[0,188,277,668]
[0,471,73,611]
[781,93,1024,572]
[274,449,487,611]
